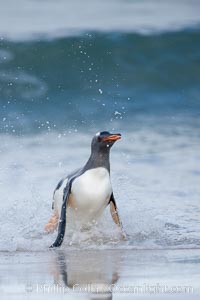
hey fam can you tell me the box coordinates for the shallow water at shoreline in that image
[0,125,200,252]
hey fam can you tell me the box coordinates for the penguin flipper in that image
[109,193,126,239]
[50,180,72,248]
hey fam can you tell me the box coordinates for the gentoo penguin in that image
[45,131,125,248]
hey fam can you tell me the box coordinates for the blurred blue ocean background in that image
[0,0,200,251]
[0,0,200,133]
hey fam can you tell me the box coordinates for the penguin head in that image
[91,131,121,152]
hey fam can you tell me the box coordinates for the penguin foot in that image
[44,213,59,233]
[120,230,128,241]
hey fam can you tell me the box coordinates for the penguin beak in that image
[102,133,121,142]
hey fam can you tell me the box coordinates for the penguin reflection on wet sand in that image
[45,131,126,248]
[50,250,121,300]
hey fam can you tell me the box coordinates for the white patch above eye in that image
[96,132,100,136]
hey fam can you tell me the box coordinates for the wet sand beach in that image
[1,249,200,300]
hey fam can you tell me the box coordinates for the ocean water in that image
[0,0,200,252]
